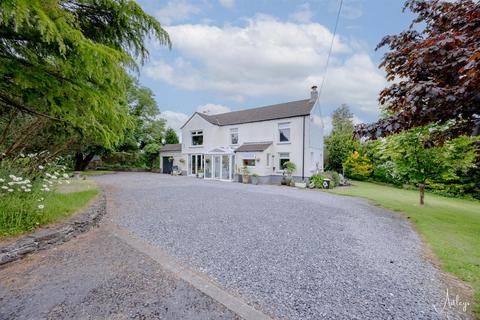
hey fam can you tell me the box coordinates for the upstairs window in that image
[278,122,291,143]
[230,128,239,145]
[191,130,203,146]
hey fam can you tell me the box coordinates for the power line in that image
[318,0,343,100]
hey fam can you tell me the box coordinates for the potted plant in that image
[282,161,296,186]
[251,173,259,185]
[281,171,287,185]
[241,166,250,184]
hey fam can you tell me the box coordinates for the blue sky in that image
[136,0,415,133]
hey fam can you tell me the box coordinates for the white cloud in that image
[158,110,189,139]
[197,103,231,115]
[219,0,235,9]
[290,3,313,23]
[145,15,385,115]
[341,0,363,19]
[156,1,200,25]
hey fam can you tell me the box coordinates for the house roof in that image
[160,144,182,152]
[192,99,315,127]
[235,142,272,152]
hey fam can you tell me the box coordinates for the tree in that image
[164,128,179,144]
[73,77,166,170]
[325,104,357,172]
[383,127,476,204]
[355,0,480,143]
[0,0,170,165]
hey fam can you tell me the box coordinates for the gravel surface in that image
[93,172,468,320]
[0,227,239,320]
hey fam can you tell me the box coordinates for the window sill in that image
[277,142,291,145]
[189,145,204,148]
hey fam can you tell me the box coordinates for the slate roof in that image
[194,99,315,127]
[160,144,182,152]
[235,142,272,152]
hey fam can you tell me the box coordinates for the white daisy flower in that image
[38,204,44,209]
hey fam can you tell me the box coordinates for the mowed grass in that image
[0,180,99,238]
[329,181,480,316]
[41,180,99,223]
[79,170,114,176]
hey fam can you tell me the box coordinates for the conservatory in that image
[203,147,235,181]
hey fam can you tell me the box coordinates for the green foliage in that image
[343,151,373,181]
[0,154,83,236]
[358,126,479,199]
[382,128,476,186]
[310,174,326,188]
[123,78,165,149]
[100,151,144,169]
[325,104,357,172]
[282,161,296,175]
[0,0,170,160]
[143,143,161,169]
[165,128,180,144]
[328,171,340,187]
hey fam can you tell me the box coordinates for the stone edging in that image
[0,192,106,266]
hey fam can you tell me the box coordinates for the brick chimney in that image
[310,85,318,102]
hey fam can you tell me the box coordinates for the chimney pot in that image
[310,85,318,101]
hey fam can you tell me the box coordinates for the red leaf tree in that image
[355,0,480,142]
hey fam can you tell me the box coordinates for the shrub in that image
[0,154,71,236]
[310,174,326,188]
[282,161,296,175]
[343,151,373,181]
[325,171,340,187]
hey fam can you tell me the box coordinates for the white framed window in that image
[278,152,290,170]
[191,130,203,146]
[278,122,291,143]
[230,128,238,145]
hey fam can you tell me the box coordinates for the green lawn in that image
[328,181,480,316]
[79,170,115,176]
[40,180,99,224]
[0,180,99,238]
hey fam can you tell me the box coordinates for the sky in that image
[135,0,415,134]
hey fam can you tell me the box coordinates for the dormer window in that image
[191,130,203,146]
[230,128,238,145]
[278,122,291,143]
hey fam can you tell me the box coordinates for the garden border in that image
[0,192,106,266]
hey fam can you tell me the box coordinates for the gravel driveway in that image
[90,172,464,320]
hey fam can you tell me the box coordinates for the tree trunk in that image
[419,183,425,205]
[74,152,95,171]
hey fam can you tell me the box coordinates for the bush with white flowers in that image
[0,153,71,236]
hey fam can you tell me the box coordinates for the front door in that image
[162,157,173,174]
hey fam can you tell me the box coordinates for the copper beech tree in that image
[355,0,480,142]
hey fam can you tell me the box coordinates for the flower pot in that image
[295,182,307,188]
[242,174,249,184]
[251,176,259,185]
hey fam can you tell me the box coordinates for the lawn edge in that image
[0,187,106,267]
[319,188,477,319]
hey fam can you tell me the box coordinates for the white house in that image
[160,86,324,184]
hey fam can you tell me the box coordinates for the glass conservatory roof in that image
[205,146,235,155]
